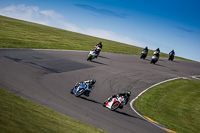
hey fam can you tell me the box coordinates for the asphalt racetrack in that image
[0,49,200,133]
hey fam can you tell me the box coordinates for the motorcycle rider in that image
[72,79,96,97]
[154,48,160,58]
[108,91,131,105]
[96,41,103,49]
[94,42,102,58]
[169,49,175,56]
[168,49,175,61]
[141,46,148,59]
[143,46,148,53]
[155,48,160,53]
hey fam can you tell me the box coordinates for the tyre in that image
[171,56,174,61]
[103,101,107,107]
[119,104,123,109]
[87,57,91,61]
[153,59,157,64]
[75,89,85,97]
[87,56,92,61]
[70,88,74,94]
[143,55,147,59]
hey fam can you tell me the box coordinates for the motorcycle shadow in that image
[171,60,180,63]
[114,110,144,120]
[143,58,151,61]
[91,60,108,66]
[79,96,102,105]
[98,55,110,59]
[159,59,167,62]
[154,63,166,67]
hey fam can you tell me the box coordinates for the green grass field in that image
[134,79,200,133]
[0,88,106,133]
[0,15,190,61]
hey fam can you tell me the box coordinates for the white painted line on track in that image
[191,75,200,80]
[130,77,185,133]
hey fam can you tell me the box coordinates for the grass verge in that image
[0,15,190,61]
[0,88,106,133]
[134,79,200,133]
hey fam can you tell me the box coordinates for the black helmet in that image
[145,46,148,49]
[125,91,131,96]
[91,79,96,84]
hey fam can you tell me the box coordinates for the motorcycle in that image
[87,50,97,61]
[70,83,90,97]
[168,53,174,61]
[103,96,127,111]
[140,50,148,59]
[150,51,159,64]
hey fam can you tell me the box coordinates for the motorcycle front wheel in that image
[111,102,120,111]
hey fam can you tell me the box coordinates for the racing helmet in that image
[91,79,96,84]
[125,91,131,96]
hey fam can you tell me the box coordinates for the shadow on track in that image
[91,60,108,66]
[98,55,110,59]
[4,56,22,62]
[171,60,180,63]
[114,110,144,121]
[143,58,151,61]
[79,97,102,105]
[159,59,167,62]
[153,63,166,67]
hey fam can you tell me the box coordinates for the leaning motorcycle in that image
[168,53,174,61]
[140,50,147,59]
[70,83,90,97]
[150,51,159,64]
[103,96,127,111]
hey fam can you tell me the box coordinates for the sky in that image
[0,0,200,62]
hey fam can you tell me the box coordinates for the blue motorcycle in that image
[70,83,90,97]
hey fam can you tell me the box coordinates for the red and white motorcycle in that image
[103,96,127,111]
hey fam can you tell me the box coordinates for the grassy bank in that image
[0,15,189,61]
[0,88,106,133]
[134,79,200,133]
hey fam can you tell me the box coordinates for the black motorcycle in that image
[168,53,174,61]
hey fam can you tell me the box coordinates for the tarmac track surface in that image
[0,49,200,133]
